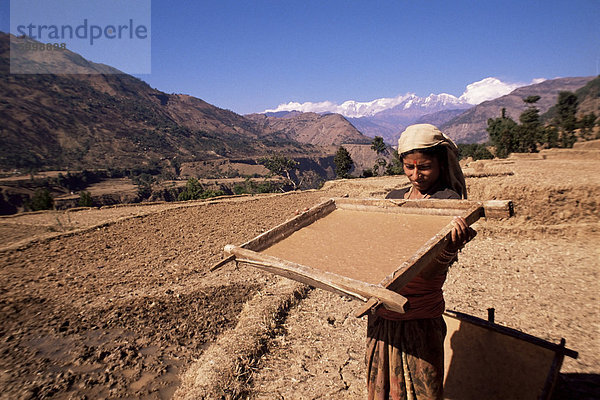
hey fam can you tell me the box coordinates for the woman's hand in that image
[448,216,477,252]
[421,216,477,279]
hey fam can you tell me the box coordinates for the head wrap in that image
[397,124,467,199]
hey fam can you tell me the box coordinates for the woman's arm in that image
[419,216,477,279]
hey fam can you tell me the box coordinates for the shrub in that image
[458,143,494,161]
[385,150,404,175]
[233,179,281,195]
[177,178,225,201]
[361,169,374,178]
[178,178,204,201]
[78,191,94,207]
[28,189,54,211]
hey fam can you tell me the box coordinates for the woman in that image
[366,124,475,400]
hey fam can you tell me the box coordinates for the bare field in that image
[1,154,599,399]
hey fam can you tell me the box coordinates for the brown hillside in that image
[1,33,319,170]
[573,76,600,117]
[246,112,372,147]
[340,143,395,176]
[441,76,596,143]
[245,112,383,177]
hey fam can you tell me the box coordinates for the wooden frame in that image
[216,197,513,316]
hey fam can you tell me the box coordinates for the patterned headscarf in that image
[397,124,467,199]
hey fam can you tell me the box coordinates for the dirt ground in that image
[1,153,599,399]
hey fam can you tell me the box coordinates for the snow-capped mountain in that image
[261,77,547,144]
[262,93,472,144]
[372,93,471,119]
[347,94,472,144]
[264,92,469,119]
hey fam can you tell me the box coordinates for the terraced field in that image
[1,150,598,399]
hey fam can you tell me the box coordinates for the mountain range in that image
[1,33,323,171]
[245,111,380,174]
[2,33,384,177]
[440,76,597,143]
[347,94,472,143]
[1,32,597,179]
[263,77,597,144]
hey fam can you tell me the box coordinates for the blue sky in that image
[2,1,599,114]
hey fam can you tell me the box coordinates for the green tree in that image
[517,96,542,152]
[78,191,94,207]
[487,108,518,158]
[554,91,578,137]
[579,113,597,139]
[133,173,155,201]
[178,178,204,201]
[541,125,559,149]
[170,158,181,177]
[370,136,387,155]
[560,129,577,148]
[361,168,374,178]
[373,158,388,176]
[137,183,153,200]
[523,95,541,104]
[553,91,579,148]
[385,149,404,175]
[29,189,54,211]
[457,144,494,161]
[334,146,354,178]
[157,187,179,202]
[259,155,301,190]
[370,136,388,176]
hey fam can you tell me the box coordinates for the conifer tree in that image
[554,91,578,132]
[517,96,542,152]
[385,149,404,175]
[334,146,354,178]
[554,91,578,147]
[541,125,559,149]
[579,113,597,139]
[487,108,518,158]
[370,136,388,176]
[370,136,387,155]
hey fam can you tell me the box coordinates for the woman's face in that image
[402,151,441,194]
